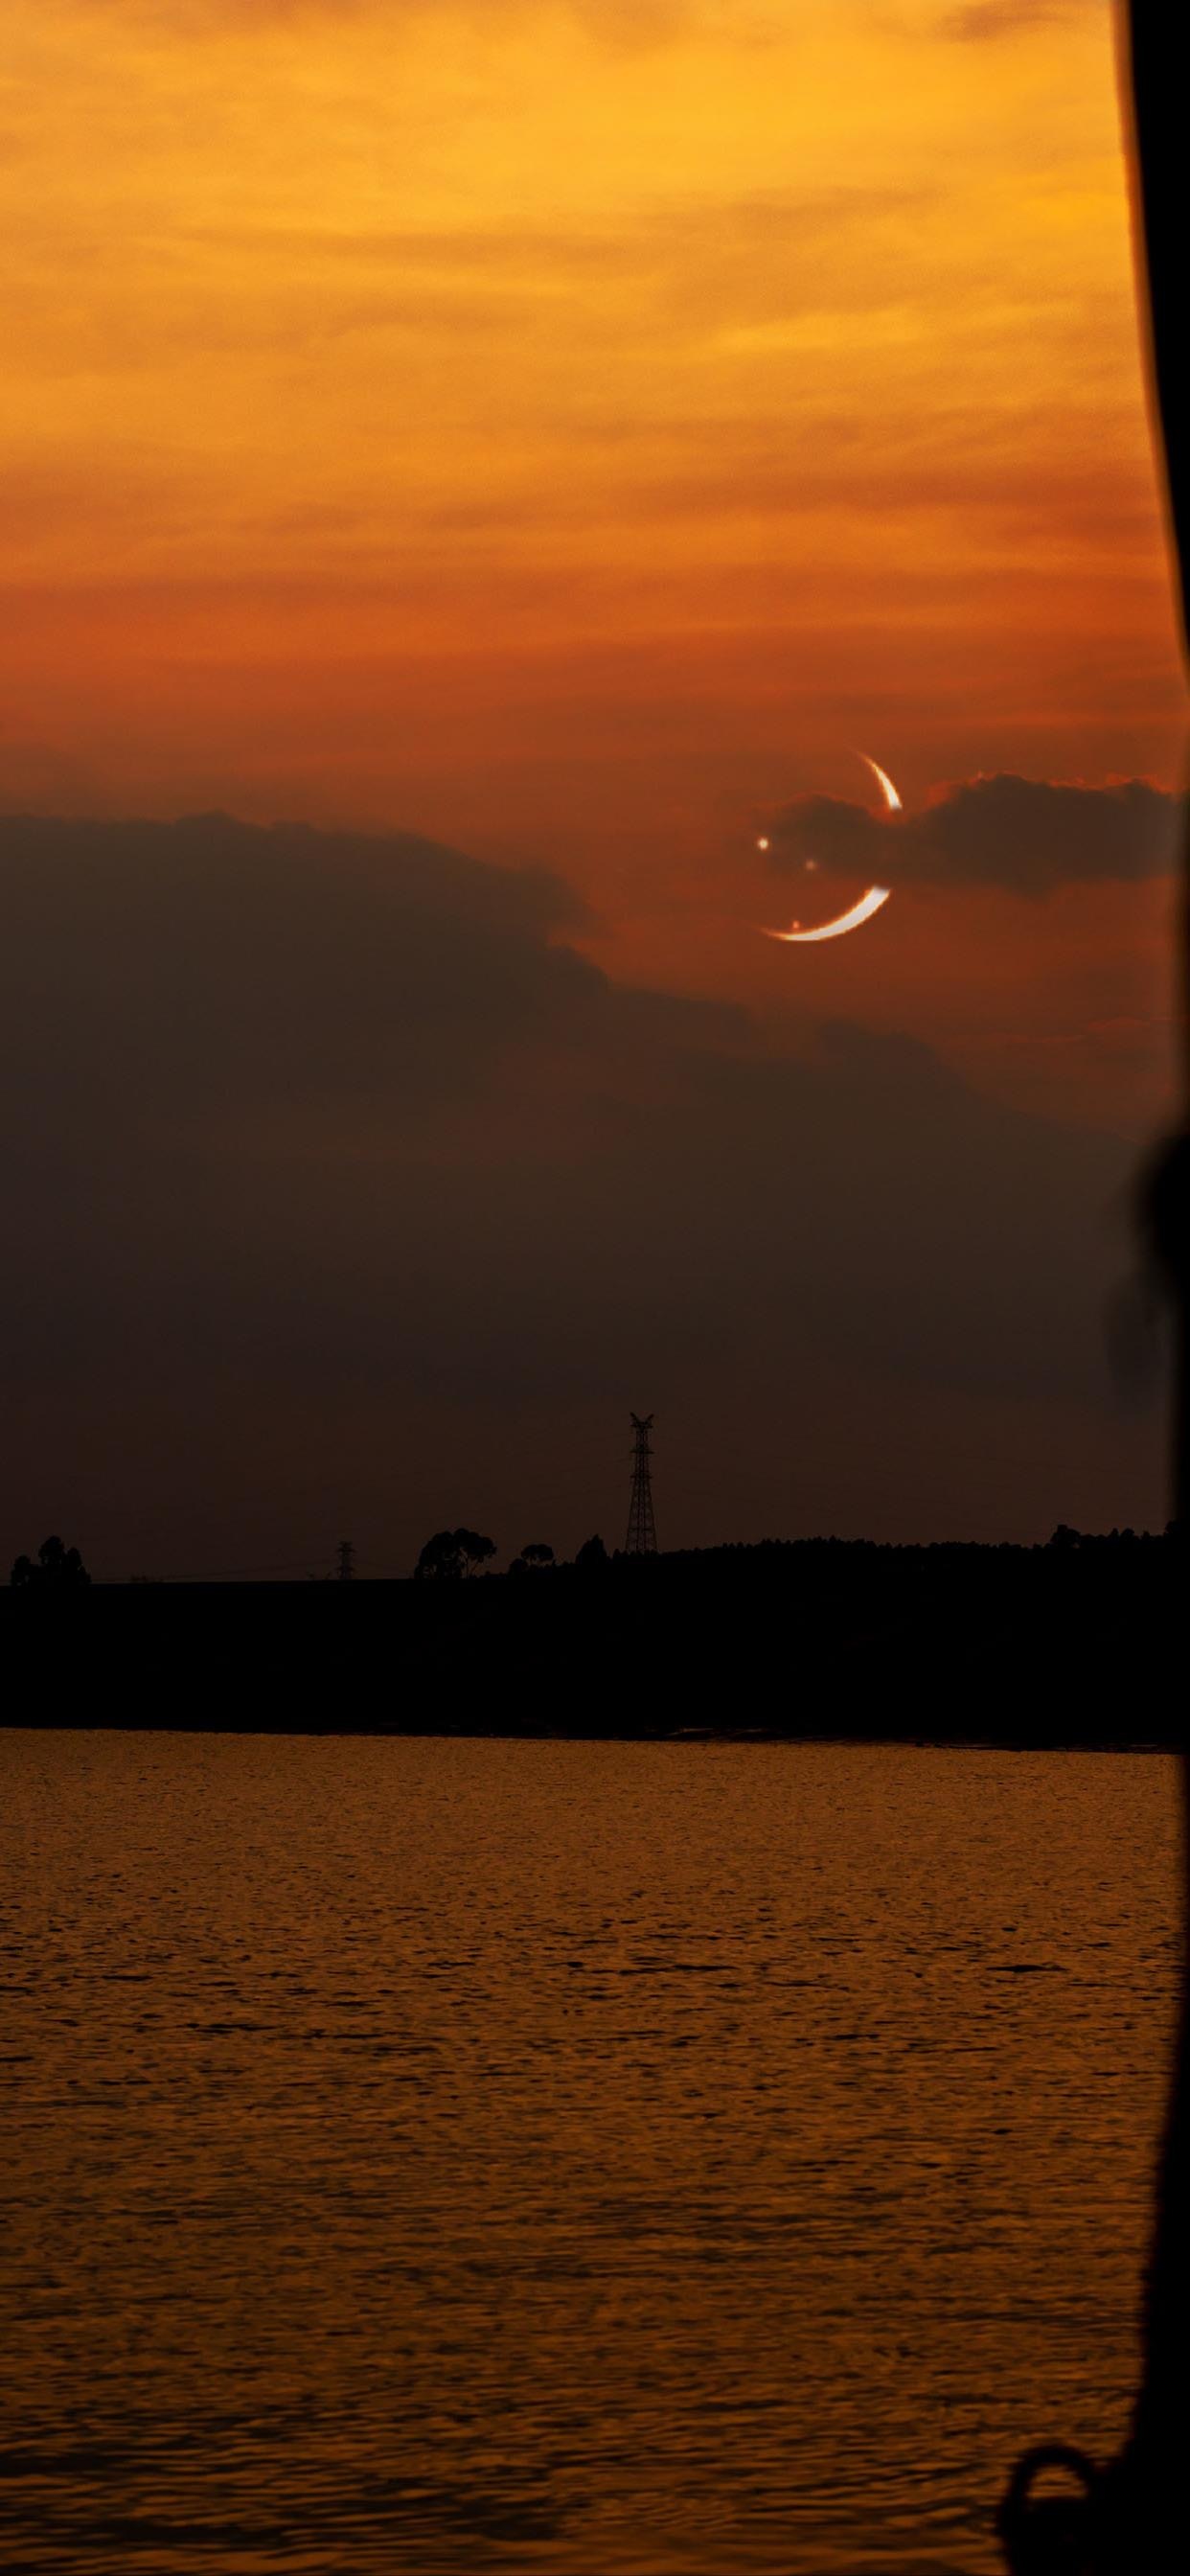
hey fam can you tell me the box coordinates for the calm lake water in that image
[0,1735,1181,2576]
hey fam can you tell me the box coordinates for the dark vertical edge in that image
[1120,0,1188,2528]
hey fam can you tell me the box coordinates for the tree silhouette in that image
[509,1541,554,1576]
[415,1530,462,1580]
[11,1534,91,1591]
[414,1527,496,1580]
[575,1533,609,1572]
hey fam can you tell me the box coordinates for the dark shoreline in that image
[4,1533,1179,1747]
[2,1726,1171,1753]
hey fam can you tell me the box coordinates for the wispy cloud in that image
[942,1,1091,40]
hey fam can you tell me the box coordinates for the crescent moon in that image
[761,750,901,945]
[858,753,902,813]
[765,886,892,943]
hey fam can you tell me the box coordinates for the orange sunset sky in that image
[2,0,1185,1568]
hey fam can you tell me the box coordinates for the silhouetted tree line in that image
[9,1521,1172,1595]
[414,1528,496,1580]
[414,1529,610,1577]
[10,1535,90,1592]
[2,1519,1175,1743]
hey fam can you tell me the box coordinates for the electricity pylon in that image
[626,1414,657,1555]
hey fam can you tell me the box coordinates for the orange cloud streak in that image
[0,1,1179,1130]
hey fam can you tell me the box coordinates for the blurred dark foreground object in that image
[997,2449,1110,2575]
[999,7,1189,2567]
[996,2441,1181,2574]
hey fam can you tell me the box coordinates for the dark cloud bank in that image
[766,773,1182,895]
[0,811,1162,1569]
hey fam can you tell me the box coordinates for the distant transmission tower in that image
[626,1413,658,1555]
[336,1539,355,1583]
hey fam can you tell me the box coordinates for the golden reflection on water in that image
[0,1736,1180,2574]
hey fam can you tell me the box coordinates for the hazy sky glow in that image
[1,0,1182,1569]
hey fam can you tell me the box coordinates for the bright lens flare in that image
[760,752,902,946]
[766,886,892,943]
[859,753,903,813]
